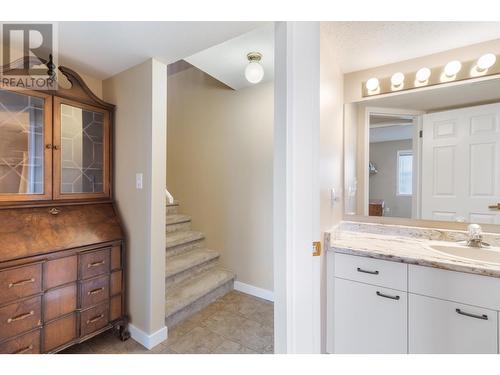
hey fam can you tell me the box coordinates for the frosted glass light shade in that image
[444,60,462,77]
[365,77,379,91]
[245,61,264,84]
[391,72,405,87]
[477,53,496,71]
[416,67,431,82]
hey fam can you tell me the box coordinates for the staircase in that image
[165,201,235,327]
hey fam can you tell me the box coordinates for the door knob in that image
[488,203,500,210]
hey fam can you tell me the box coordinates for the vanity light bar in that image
[362,53,500,97]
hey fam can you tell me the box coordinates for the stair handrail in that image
[166,188,174,204]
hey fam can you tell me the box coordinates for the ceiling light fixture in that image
[391,72,405,87]
[444,60,462,77]
[416,67,431,83]
[244,52,264,84]
[477,53,496,71]
[365,77,379,92]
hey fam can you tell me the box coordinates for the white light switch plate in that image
[136,173,143,190]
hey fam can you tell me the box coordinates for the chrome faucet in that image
[466,224,489,248]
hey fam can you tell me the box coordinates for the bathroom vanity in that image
[327,222,500,354]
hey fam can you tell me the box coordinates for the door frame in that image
[273,21,321,354]
[362,106,424,218]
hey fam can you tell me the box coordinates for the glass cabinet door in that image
[0,89,52,201]
[53,97,110,200]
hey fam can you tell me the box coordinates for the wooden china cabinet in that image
[0,64,128,354]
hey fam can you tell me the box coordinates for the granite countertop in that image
[328,222,500,278]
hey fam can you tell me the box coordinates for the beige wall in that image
[344,38,500,104]
[167,66,274,291]
[103,59,167,336]
[320,24,345,352]
[369,139,412,218]
[79,72,103,99]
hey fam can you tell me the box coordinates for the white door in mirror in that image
[421,102,500,224]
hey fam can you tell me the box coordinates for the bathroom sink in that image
[429,244,500,264]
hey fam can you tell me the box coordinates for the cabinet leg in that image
[119,325,131,342]
[114,318,130,342]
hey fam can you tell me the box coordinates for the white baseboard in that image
[128,324,168,350]
[234,281,274,302]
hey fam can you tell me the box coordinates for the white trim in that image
[234,281,274,302]
[128,324,168,350]
[274,21,321,354]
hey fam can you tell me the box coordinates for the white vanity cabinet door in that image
[334,278,407,353]
[409,294,498,354]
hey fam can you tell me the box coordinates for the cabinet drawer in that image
[80,303,109,337]
[111,245,121,271]
[110,295,122,321]
[44,283,77,321]
[79,248,110,279]
[81,275,109,309]
[409,265,500,310]
[110,270,122,296]
[0,263,42,305]
[334,253,407,291]
[0,329,41,354]
[44,313,77,352]
[44,256,77,290]
[334,278,407,353]
[409,294,497,353]
[0,296,42,341]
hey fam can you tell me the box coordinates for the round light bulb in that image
[416,67,431,82]
[245,61,264,84]
[365,77,379,91]
[391,72,405,87]
[444,60,462,77]
[477,53,496,71]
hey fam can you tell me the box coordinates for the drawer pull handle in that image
[14,345,33,354]
[7,310,35,323]
[88,260,105,268]
[455,308,488,320]
[376,291,400,300]
[357,267,379,275]
[88,287,105,296]
[8,278,35,288]
[86,314,104,325]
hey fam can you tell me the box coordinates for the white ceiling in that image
[370,124,414,143]
[322,22,500,73]
[185,24,274,90]
[57,22,265,79]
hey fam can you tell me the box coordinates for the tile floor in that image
[62,290,274,354]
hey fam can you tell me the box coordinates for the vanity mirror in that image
[344,76,500,225]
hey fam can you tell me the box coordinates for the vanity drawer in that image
[409,264,500,310]
[80,303,109,337]
[0,263,42,305]
[334,253,407,291]
[80,275,109,309]
[0,296,42,341]
[79,248,110,280]
[0,329,41,354]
